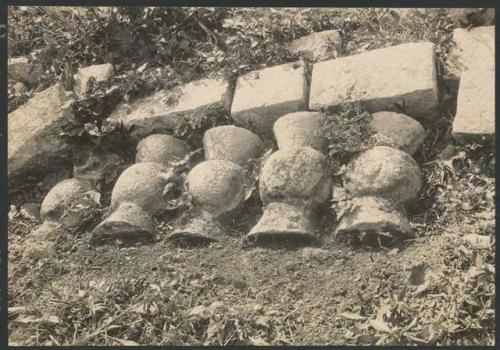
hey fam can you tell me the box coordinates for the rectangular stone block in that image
[309,42,439,120]
[452,26,494,71]
[8,83,75,180]
[230,61,308,135]
[104,78,233,140]
[452,66,494,140]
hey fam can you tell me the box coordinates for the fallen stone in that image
[309,42,439,121]
[93,201,155,242]
[40,178,101,229]
[366,111,426,156]
[288,29,342,61]
[259,147,331,210]
[8,56,43,87]
[8,84,75,182]
[335,196,413,239]
[452,67,494,140]
[462,233,491,250]
[136,134,189,165]
[187,160,245,217]
[231,61,308,135]
[73,63,114,97]
[273,111,327,152]
[203,125,263,165]
[452,26,494,72]
[343,146,422,205]
[247,202,316,242]
[110,162,173,215]
[105,78,233,140]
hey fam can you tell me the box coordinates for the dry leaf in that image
[339,311,366,320]
[369,319,392,333]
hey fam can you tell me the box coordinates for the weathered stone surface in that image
[288,30,342,61]
[93,201,154,242]
[8,84,75,181]
[259,147,331,210]
[110,162,172,214]
[8,56,43,87]
[309,42,439,120]
[452,26,494,71]
[168,209,222,243]
[40,178,100,228]
[343,146,422,204]
[188,160,245,217]
[452,67,494,139]
[247,202,315,242]
[203,125,263,165]
[74,149,126,187]
[231,61,308,135]
[105,78,232,140]
[73,63,114,97]
[335,196,413,239]
[367,111,426,155]
[136,134,189,165]
[273,111,327,152]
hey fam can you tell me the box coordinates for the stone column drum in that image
[247,146,331,243]
[245,111,331,243]
[93,134,188,242]
[168,125,263,242]
[24,178,101,258]
[334,111,425,243]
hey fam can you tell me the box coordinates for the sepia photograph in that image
[5,5,496,346]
